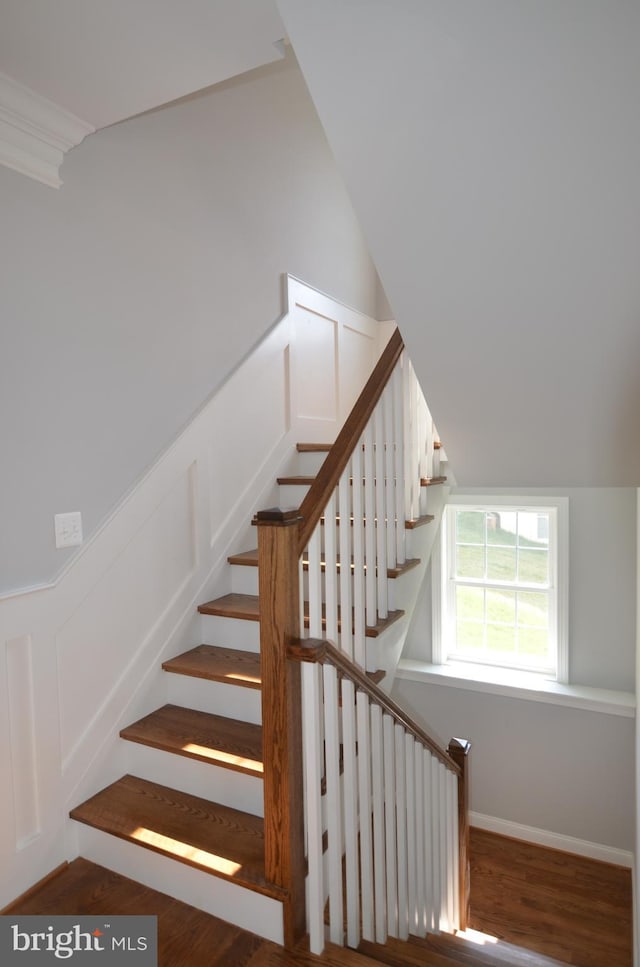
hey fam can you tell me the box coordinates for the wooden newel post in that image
[255,508,306,948]
[448,737,471,931]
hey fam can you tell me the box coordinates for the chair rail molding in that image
[0,71,95,188]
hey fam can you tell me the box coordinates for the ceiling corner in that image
[0,71,95,188]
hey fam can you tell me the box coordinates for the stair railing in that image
[289,638,470,954]
[255,328,469,952]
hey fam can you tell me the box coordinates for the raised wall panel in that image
[294,305,338,422]
[6,635,40,847]
[209,341,288,545]
[340,324,376,419]
[57,469,196,764]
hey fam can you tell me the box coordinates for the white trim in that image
[0,71,94,188]
[470,811,634,869]
[396,659,635,718]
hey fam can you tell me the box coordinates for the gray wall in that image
[393,677,635,851]
[405,487,637,692]
[277,0,640,488]
[0,53,382,593]
[396,486,636,849]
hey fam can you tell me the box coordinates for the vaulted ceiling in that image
[276,0,640,486]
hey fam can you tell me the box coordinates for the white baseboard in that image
[470,811,634,869]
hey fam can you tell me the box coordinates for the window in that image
[435,496,568,682]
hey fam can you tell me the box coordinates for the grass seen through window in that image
[452,510,551,666]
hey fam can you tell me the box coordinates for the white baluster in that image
[393,362,406,564]
[383,713,398,938]
[371,703,387,943]
[364,423,377,628]
[342,679,360,948]
[395,724,409,940]
[302,662,325,954]
[414,744,426,938]
[308,525,322,638]
[405,734,417,937]
[375,401,388,619]
[446,766,455,931]
[324,491,338,644]
[423,749,435,934]
[338,463,353,658]
[323,664,344,944]
[438,762,448,931]
[430,754,442,934]
[449,769,460,930]
[384,383,396,571]
[357,690,374,942]
[352,438,366,668]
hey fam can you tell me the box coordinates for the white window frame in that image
[433,495,569,684]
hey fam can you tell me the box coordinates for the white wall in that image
[0,50,383,593]
[277,0,640,488]
[0,278,382,907]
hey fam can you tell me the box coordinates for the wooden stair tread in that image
[199,593,261,621]
[70,775,283,899]
[405,514,435,529]
[162,644,261,689]
[120,704,263,777]
[277,475,315,485]
[296,442,332,452]
[421,475,448,486]
[228,547,420,579]
[199,594,404,638]
[303,601,405,638]
[412,933,572,967]
[359,936,459,966]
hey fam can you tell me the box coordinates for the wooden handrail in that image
[288,637,460,775]
[297,327,404,553]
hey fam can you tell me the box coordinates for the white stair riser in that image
[295,450,329,476]
[230,565,259,597]
[166,675,262,726]
[200,614,260,652]
[278,483,310,507]
[76,826,283,945]
[123,742,264,817]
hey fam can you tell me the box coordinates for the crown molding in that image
[0,71,95,188]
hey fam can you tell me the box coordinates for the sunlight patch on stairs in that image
[130,826,242,877]
[456,927,499,946]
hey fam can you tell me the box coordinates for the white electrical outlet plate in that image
[54,511,83,549]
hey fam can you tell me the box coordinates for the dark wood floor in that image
[469,827,633,967]
[3,829,633,967]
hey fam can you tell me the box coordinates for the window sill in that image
[396,659,636,718]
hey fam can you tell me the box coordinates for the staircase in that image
[68,329,471,957]
[70,440,446,938]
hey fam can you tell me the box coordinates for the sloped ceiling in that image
[277,0,640,487]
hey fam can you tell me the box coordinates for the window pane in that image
[518,591,548,628]
[487,545,516,581]
[457,586,484,621]
[486,589,516,624]
[456,510,484,543]
[518,548,548,585]
[486,623,516,654]
[487,511,517,546]
[456,620,484,652]
[456,545,485,578]
[518,628,549,660]
[517,511,549,547]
